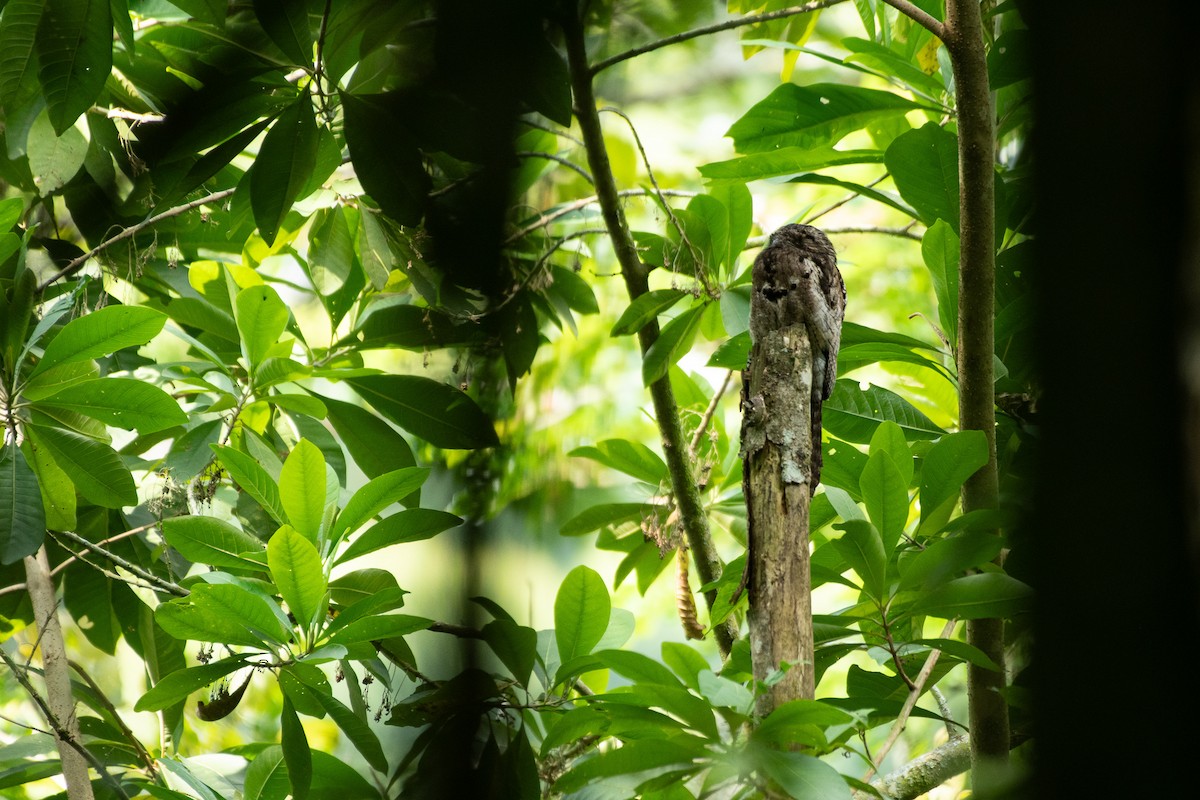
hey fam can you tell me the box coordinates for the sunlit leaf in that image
[823,380,945,443]
[569,440,668,486]
[212,445,287,525]
[25,423,136,508]
[134,656,251,712]
[554,566,610,663]
[31,305,166,378]
[279,440,326,543]
[907,573,1033,620]
[268,525,327,630]
[161,516,265,571]
[37,377,187,433]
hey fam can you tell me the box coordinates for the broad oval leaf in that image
[642,305,704,386]
[569,440,668,486]
[252,0,312,64]
[280,698,312,800]
[36,0,113,134]
[918,429,989,533]
[212,444,287,525]
[279,439,327,543]
[134,656,251,712]
[32,305,166,378]
[318,392,416,479]
[0,444,45,564]
[554,566,610,663]
[906,572,1033,620]
[921,220,960,347]
[610,289,686,337]
[251,95,318,246]
[753,747,852,800]
[334,509,462,565]
[236,284,290,371]
[325,614,430,647]
[161,516,266,571]
[341,91,429,227]
[27,110,87,194]
[332,467,429,539]
[823,380,945,443]
[554,739,701,795]
[37,377,187,434]
[347,374,499,450]
[191,583,292,647]
[885,122,960,230]
[26,423,136,508]
[268,525,328,630]
[899,531,1006,592]
[155,598,272,649]
[859,450,909,552]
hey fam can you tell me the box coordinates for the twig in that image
[862,618,958,783]
[70,660,159,778]
[49,528,187,597]
[879,0,946,39]
[590,0,852,75]
[803,174,890,225]
[0,522,159,597]
[823,225,923,241]
[37,188,237,290]
[689,369,734,458]
[504,188,695,244]
[517,151,594,184]
[519,117,584,148]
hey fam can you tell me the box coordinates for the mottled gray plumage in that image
[749,223,845,489]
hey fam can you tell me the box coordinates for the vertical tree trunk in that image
[24,546,96,800]
[743,327,816,713]
[944,0,1009,786]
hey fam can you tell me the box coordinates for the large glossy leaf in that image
[31,305,166,379]
[906,573,1033,620]
[211,445,287,525]
[0,0,43,113]
[268,525,327,631]
[235,284,289,371]
[859,449,909,552]
[347,375,499,450]
[831,520,886,601]
[193,583,292,646]
[341,92,429,226]
[280,698,312,800]
[610,289,687,337]
[333,509,461,565]
[279,440,326,543]
[243,745,292,800]
[26,110,87,194]
[554,566,610,663]
[161,516,266,571]
[885,122,959,229]
[318,393,416,478]
[726,82,923,154]
[325,614,430,647]
[37,377,186,433]
[554,739,701,794]
[699,147,884,182]
[332,467,428,539]
[0,444,45,564]
[307,205,354,296]
[36,0,113,134]
[251,95,318,245]
[253,0,312,64]
[753,747,851,800]
[134,656,251,712]
[898,531,1006,591]
[823,380,945,443]
[155,598,272,649]
[21,437,74,530]
[918,430,989,533]
[642,305,704,386]
[25,423,136,507]
[569,440,668,486]
[559,502,647,536]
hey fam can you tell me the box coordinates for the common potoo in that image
[748,223,845,490]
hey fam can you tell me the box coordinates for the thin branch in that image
[70,660,159,778]
[37,188,237,290]
[504,188,696,244]
[517,151,594,184]
[519,117,584,148]
[49,528,187,597]
[0,523,158,597]
[879,0,946,39]
[689,369,734,458]
[590,0,852,75]
[824,224,923,241]
[862,618,958,783]
[803,173,891,225]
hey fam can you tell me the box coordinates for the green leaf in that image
[596,649,682,687]
[823,380,946,443]
[155,598,273,649]
[21,437,74,530]
[25,423,136,507]
[307,205,354,296]
[253,0,312,64]
[868,420,914,484]
[610,289,687,336]
[840,320,940,352]
[264,393,327,419]
[831,520,886,601]
[279,440,327,543]
[334,509,461,565]
[921,220,960,345]
[36,378,186,434]
[161,516,266,571]
[324,588,407,633]
[483,619,538,685]
[907,573,1033,620]
[569,440,668,486]
[347,375,499,450]
[918,430,989,533]
[699,147,884,182]
[326,614,430,647]
[307,689,387,772]
[899,531,1005,591]
[753,747,851,800]
[268,525,327,631]
[642,305,704,386]
[191,583,292,647]
[31,305,166,378]
[554,740,700,794]
[785,172,917,217]
[133,656,250,712]
[333,467,428,539]
[726,83,923,154]
[280,698,312,800]
[251,95,318,245]
[212,445,287,526]
[36,0,113,134]
[707,330,751,369]
[560,502,646,536]
[236,285,290,371]
[554,566,610,663]
[753,699,855,748]
[0,0,44,114]
[859,450,909,552]
[243,746,292,800]
[27,109,88,194]
[319,393,415,478]
[707,182,753,275]
[341,91,430,227]
[541,707,610,755]
[885,123,959,229]
[0,444,45,564]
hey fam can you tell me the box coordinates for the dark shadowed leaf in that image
[0,444,45,564]
[36,0,113,134]
[251,96,318,245]
[347,375,499,449]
